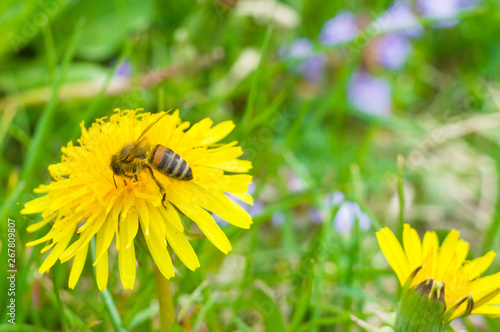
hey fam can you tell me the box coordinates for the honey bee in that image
[110,113,193,206]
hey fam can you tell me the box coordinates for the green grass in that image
[2,0,500,331]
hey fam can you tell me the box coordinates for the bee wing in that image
[127,111,170,159]
[129,136,151,158]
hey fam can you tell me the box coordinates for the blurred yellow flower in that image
[22,109,253,290]
[377,224,500,322]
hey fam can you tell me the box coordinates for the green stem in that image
[483,160,500,252]
[89,238,126,332]
[155,269,175,332]
[242,25,273,123]
[52,264,68,332]
[396,155,405,241]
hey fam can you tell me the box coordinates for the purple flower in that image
[320,11,357,46]
[248,200,264,217]
[280,38,326,82]
[459,0,479,7]
[358,212,372,231]
[417,0,478,28]
[377,33,412,70]
[347,72,392,116]
[309,208,324,224]
[372,1,423,38]
[113,60,131,78]
[325,191,345,208]
[272,211,286,227]
[333,201,372,234]
[297,55,326,82]
[285,38,314,58]
[247,182,257,195]
[333,202,359,234]
[418,0,460,19]
[286,170,307,193]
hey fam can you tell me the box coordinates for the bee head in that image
[110,154,124,175]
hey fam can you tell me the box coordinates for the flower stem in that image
[396,155,405,241]
[52,264,68,332]
[155,269,175,332]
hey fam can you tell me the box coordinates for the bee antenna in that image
[137,112,169,141]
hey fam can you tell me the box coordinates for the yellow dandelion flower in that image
[21,108,253,290]
[377,224,500,326]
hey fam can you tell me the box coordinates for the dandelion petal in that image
[96,229,110,291]
[145,221,175,279]
[376,227,410,285]
[118,224,136,290]
[68,244,89,289]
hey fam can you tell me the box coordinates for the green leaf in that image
[251,281,286,332]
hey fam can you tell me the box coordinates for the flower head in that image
[347,71,392,116]
[319,11,357,46]
[371,1,423,38]
[280,38,326,82]
[418,0,461,20]
[333,201,372,234]
[377,224,500,322]
[283,38,314,59]
[325,191,345,207]
[417,0,478,28]
[113,60,131,78]
[22,109,253,290]
[376,33,412,70]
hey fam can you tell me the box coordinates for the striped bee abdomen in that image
[149,144,193,181]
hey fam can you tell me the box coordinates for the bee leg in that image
[145,165,167,208]
[161,193,167,209]
[113,174,118,189]
[122,174,133,186]
[133,164,138,182]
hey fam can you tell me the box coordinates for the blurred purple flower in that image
[113,60,131,78]
[418,0,460,19]
[347,71,392,116]
[459,0,479,7]
[325,191,345,208]
[247,182,257,195]
[320,11,357,46]
[285,38,314,58]
[333,202,359,234]
[280,38,326,82]
[333,201,372,234]
[297,55,326,82]
[377,33,412,70]
[287,170,306,193]
[418,0,478,28]
[372,1,423,38]
[309,208,323,224]
[358,212,372,230]
[272,211,286,227]
[248,200,264,217]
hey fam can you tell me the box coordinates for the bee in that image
[110,113,193,206]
